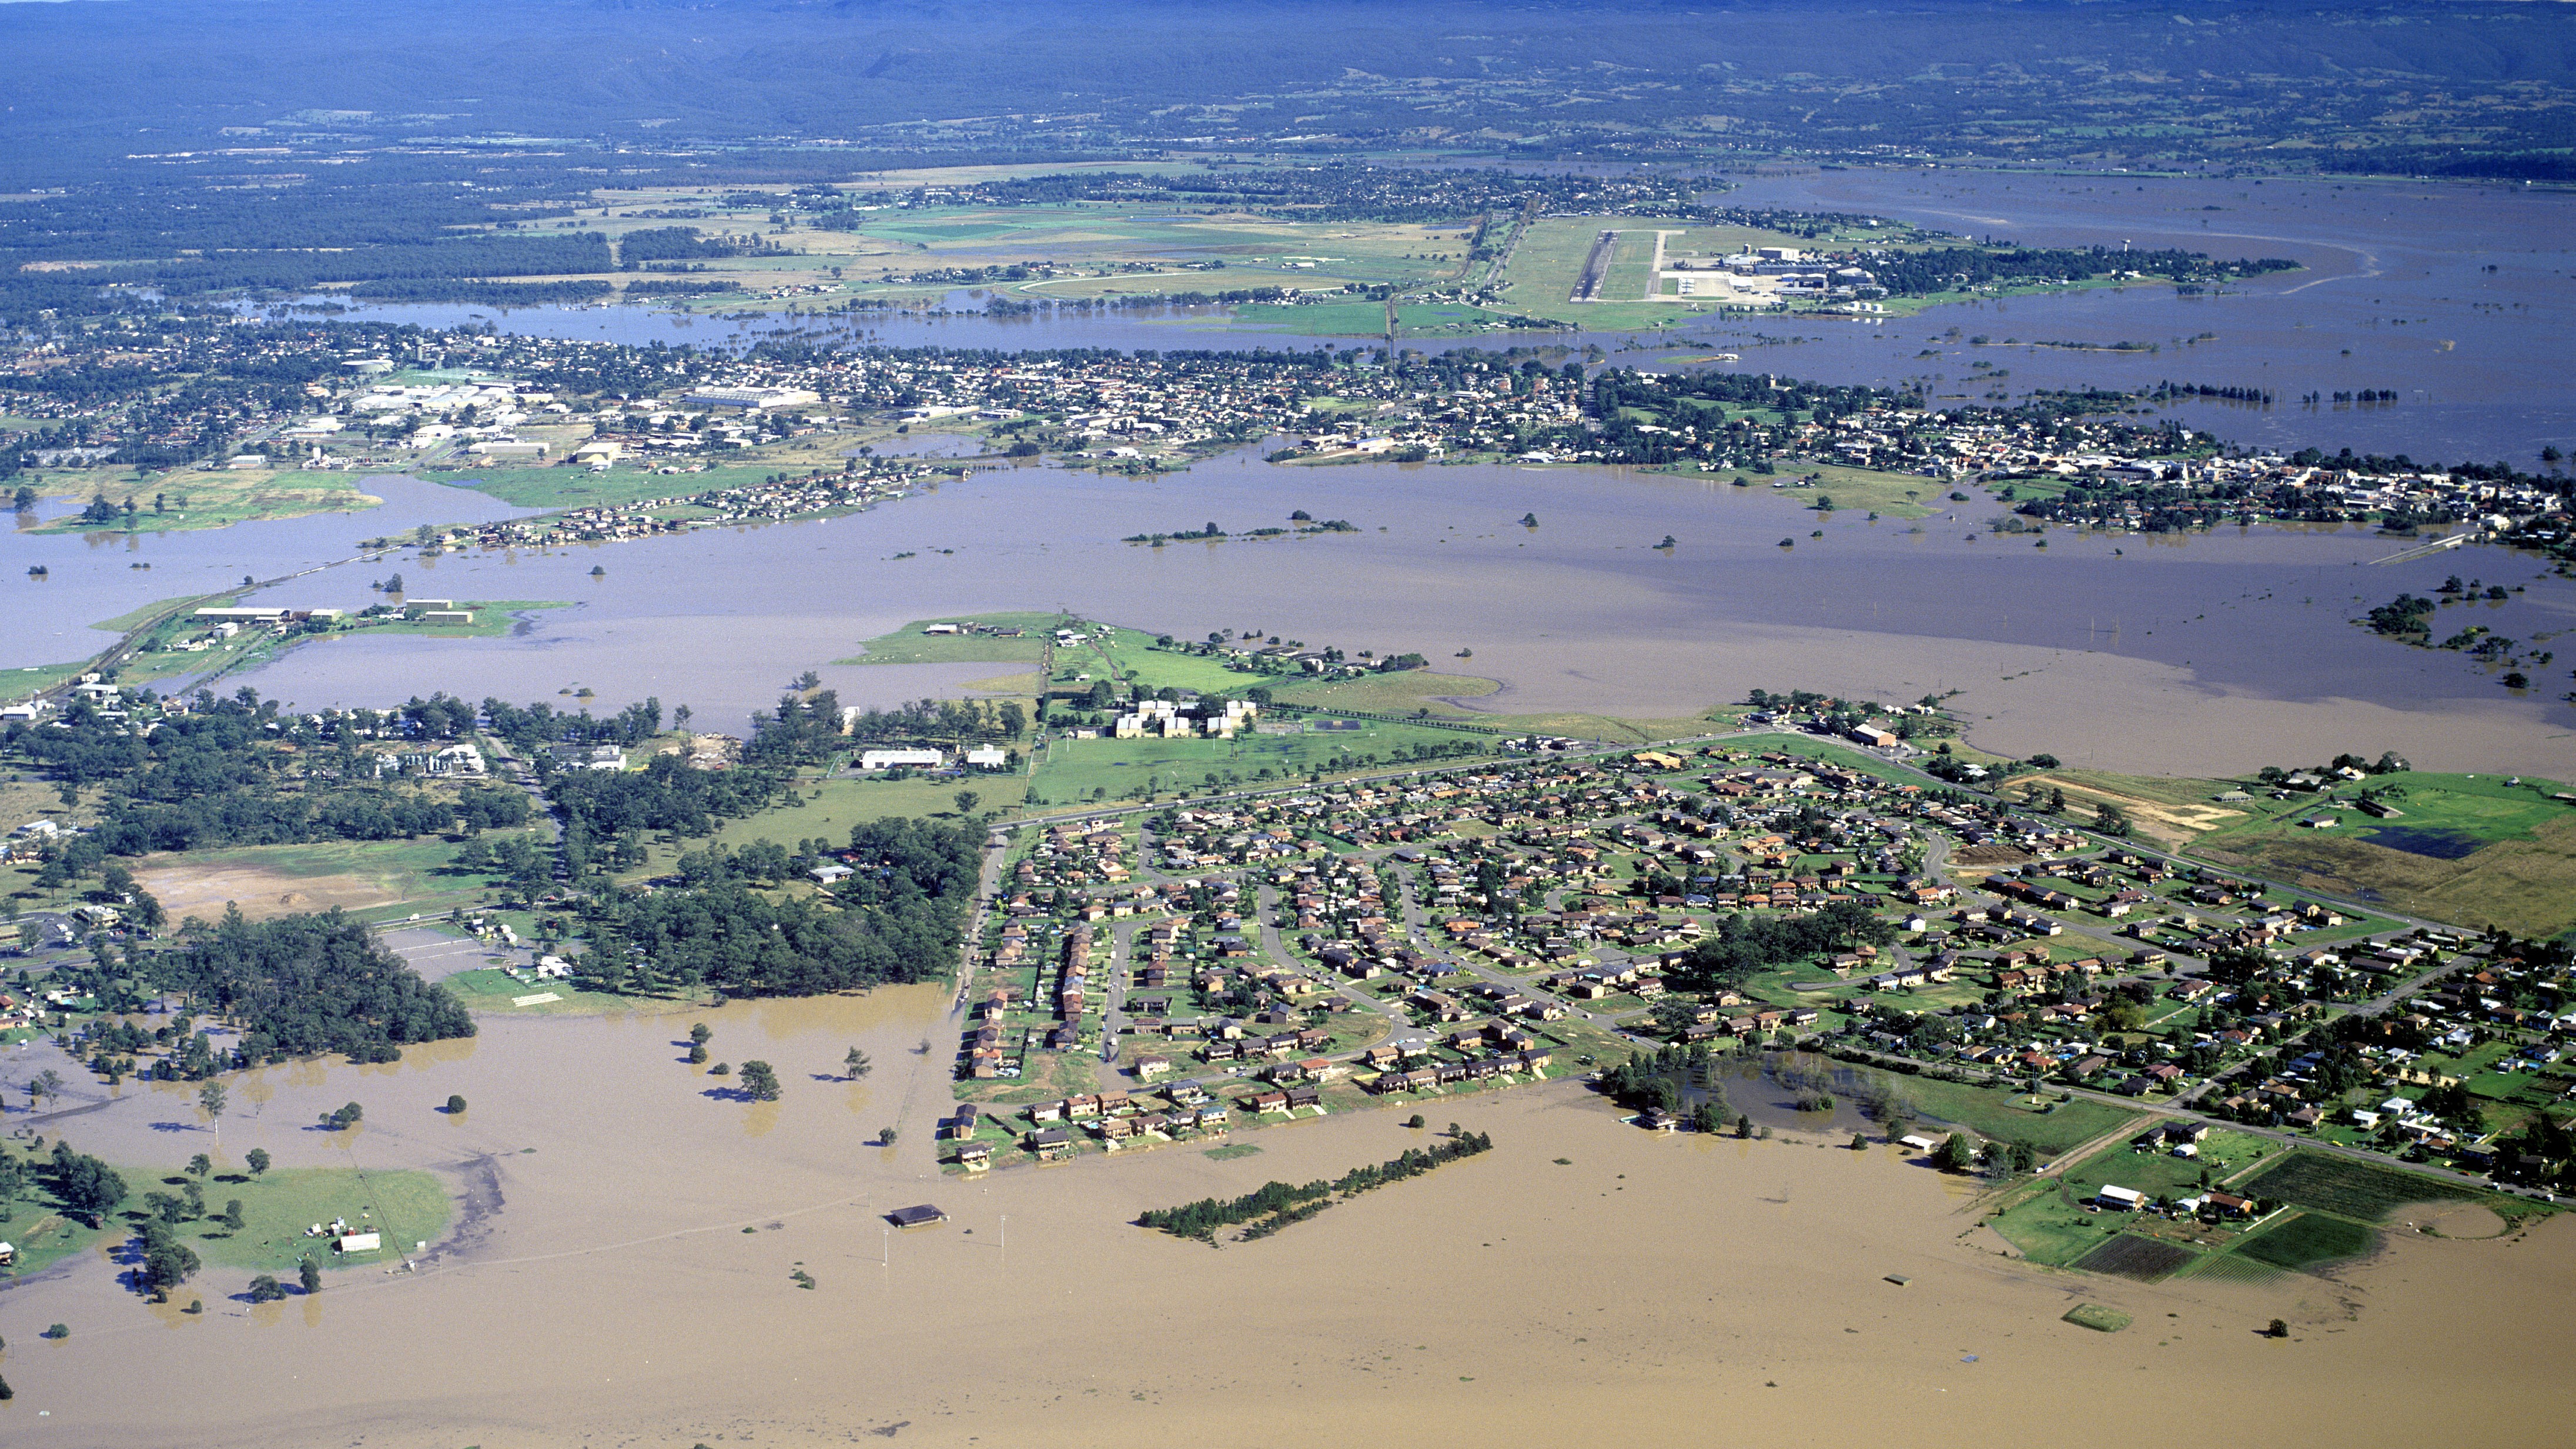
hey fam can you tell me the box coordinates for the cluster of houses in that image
[1013,1086,1234,1160]
[1011,821,1135,891]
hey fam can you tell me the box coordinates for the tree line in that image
[1137,1130,1497,1241]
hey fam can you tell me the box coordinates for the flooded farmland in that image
[199,446,2576,777]
[6,986,2569,1448]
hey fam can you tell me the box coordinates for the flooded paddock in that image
[7,994,2570,1448]
[204,447,2576,777]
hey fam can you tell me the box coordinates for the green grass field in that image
[369,600,572,638]
[1029,724,1478,806]
[159,1163,453,1277]
[2062,1129,2278,1202]
[0,1208,103,1280]
[2061,1303,2133,1332]
[1990,1178,2132,1266]
[838,613,1058,667]
[0,657,106,701]
[1721,732,1908,777]
[31,470,384,534]
[710,775,1020,846]
[1267,668,1503,716]
[92,594,215,633]
[836,615,1279,705]
[1492,217,1846,332]
[2189,772,2576,936]
[1758,463,1946,520]
[1896,1078,2141,1156]
[441,430,889,511]
[615,773,1021,884]
[2199,771,2571,855]
[446,967,676,1015]
[2236,1211,2378,1271]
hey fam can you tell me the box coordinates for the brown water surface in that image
[10,990,2569,1447]
[211,451,2576,776]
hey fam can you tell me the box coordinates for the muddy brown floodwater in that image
[207,449,2576,778]
[7,985,2569,1447]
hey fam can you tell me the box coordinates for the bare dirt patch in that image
[1951,844,2036,868]
[2018,773,2246,848]
[133,863,404,923]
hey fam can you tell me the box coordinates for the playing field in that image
[132,835,532,925]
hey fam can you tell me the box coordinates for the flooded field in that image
[276,170,2576,467]
[209,448,2576,776]
[0,474,543,669]
[6,984,2568,1447]
[1672,169,2576,465]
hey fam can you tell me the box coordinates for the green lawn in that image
[0,1209,103,1281]
[1990,1178,2130,1267]
[2062,1129,2279,1202]
[1897,1078,2142,1156]
[92,594,215,633]
[441,438,881,511]
[1269,669,1503,717]
[2062,1303,2133,1332]
[2189,773,2576,937]
[158,1164,453,1277]
[614,773,1022,884]
[710,774,1020,845]
[1721,733,1908,778]
[356,601,574,640]
[1,658,105,701]
[1029,724,1478,807]
[446,967,674,1015]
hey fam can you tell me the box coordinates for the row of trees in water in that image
[1138,1130,1497,1241]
